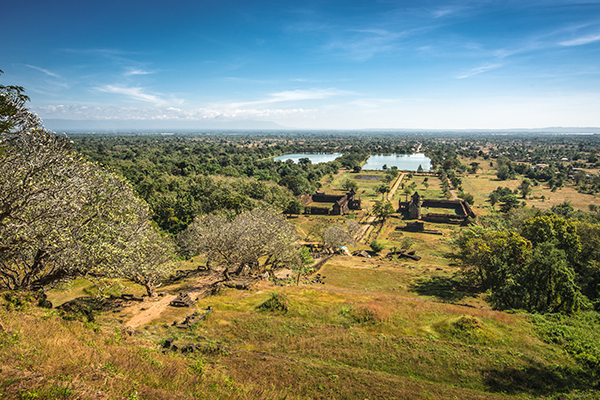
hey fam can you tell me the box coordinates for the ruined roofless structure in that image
[301,189,362,216]
[400,191,475,225]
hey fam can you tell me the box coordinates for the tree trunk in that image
[223,267,231,281]
[144,283,155,297]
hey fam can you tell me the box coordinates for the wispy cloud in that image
[61,48,136,57]
[24,64,61,78]
[457,63,503,79]
[326,29,405,61]
[221,76,276,84]
[123,68,154,76]
[431,6,464,19]
[291,78,326,83]
[229,88,352,107]
[560,33,600,46]
[349,98,403,108]
[94,85,169,105]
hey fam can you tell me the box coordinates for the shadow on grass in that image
[408,273,480,302]
[484,362,597,396]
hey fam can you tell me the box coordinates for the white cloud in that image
[270,88,348,101]
[24,64,61,78]
[124,68,153,76]
[228,88,352,107]
[94,85,167,105]
[431,6,461,18]
[349,98,404,108]
[560,33,600,46]
[457,63,503,79]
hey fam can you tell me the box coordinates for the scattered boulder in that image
[310,273,326,284]
[121,294,144,302]
[122,326,137,336]
[169,292,195,308]
[171,308,213,329]
[223,281,250,290]
[181,344,197,354]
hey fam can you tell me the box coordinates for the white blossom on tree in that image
[321,225,355,251]
[0,78,174,291]
[178,208,299,278]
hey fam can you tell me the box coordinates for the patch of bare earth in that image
[124,271,227,328]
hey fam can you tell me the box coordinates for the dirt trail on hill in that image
[355,172,405,243]
[124,272,224,328]
[124,294,176,328]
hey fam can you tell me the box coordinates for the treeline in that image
[71,135,341,233]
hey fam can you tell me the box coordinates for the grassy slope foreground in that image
[0,263,590,400]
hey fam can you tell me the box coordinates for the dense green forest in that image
[70,134,414,233]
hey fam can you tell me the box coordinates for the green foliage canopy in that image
[0,80,174,292]
[458,220,584,314]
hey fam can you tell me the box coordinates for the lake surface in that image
[274,152,432,171]
[273,153,343,164]
[362,154,432,171]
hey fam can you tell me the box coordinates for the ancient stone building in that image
[399,192,475,225]
[302,189,362,216]
[408,192,422,219]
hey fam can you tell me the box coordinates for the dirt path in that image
[355,172,405,243]
[446,177,458,200]
[334,168,347,179]
[125,294,176,328]
[124,272,224,328]
[387,172,405,201]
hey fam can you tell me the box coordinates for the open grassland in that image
[527,184,600,212]
[3,267,593,398]
[458,156,600,213]
[10,260,587,399]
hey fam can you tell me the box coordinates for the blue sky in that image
[2,0,600,129]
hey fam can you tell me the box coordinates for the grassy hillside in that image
[4,156,600,399]
[1,257,595,399]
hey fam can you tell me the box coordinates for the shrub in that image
[400,237,416,250]
[435,316,485,343]
[349,302,391,324]
[370,240,385,253]
[453,315,482,332]
[257,292,289,313]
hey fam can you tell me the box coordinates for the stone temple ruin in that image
[301,189,362,216]
[399,192,475,226]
